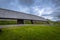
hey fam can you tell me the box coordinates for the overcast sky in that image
[0,0,60,21]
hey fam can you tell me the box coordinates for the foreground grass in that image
[0,26,60,40]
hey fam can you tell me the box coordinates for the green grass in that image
[0,20,17,25]
[0,25,60,40]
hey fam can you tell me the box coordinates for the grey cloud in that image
[18,0,34,7]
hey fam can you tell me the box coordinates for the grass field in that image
[0,25,60,40]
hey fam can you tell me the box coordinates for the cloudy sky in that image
[0,0,60,21]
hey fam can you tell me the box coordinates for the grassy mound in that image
[0,26,60,40]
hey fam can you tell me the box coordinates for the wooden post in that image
[0,29,2,32]
[17,19,24,24]
[31,20,33,24]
